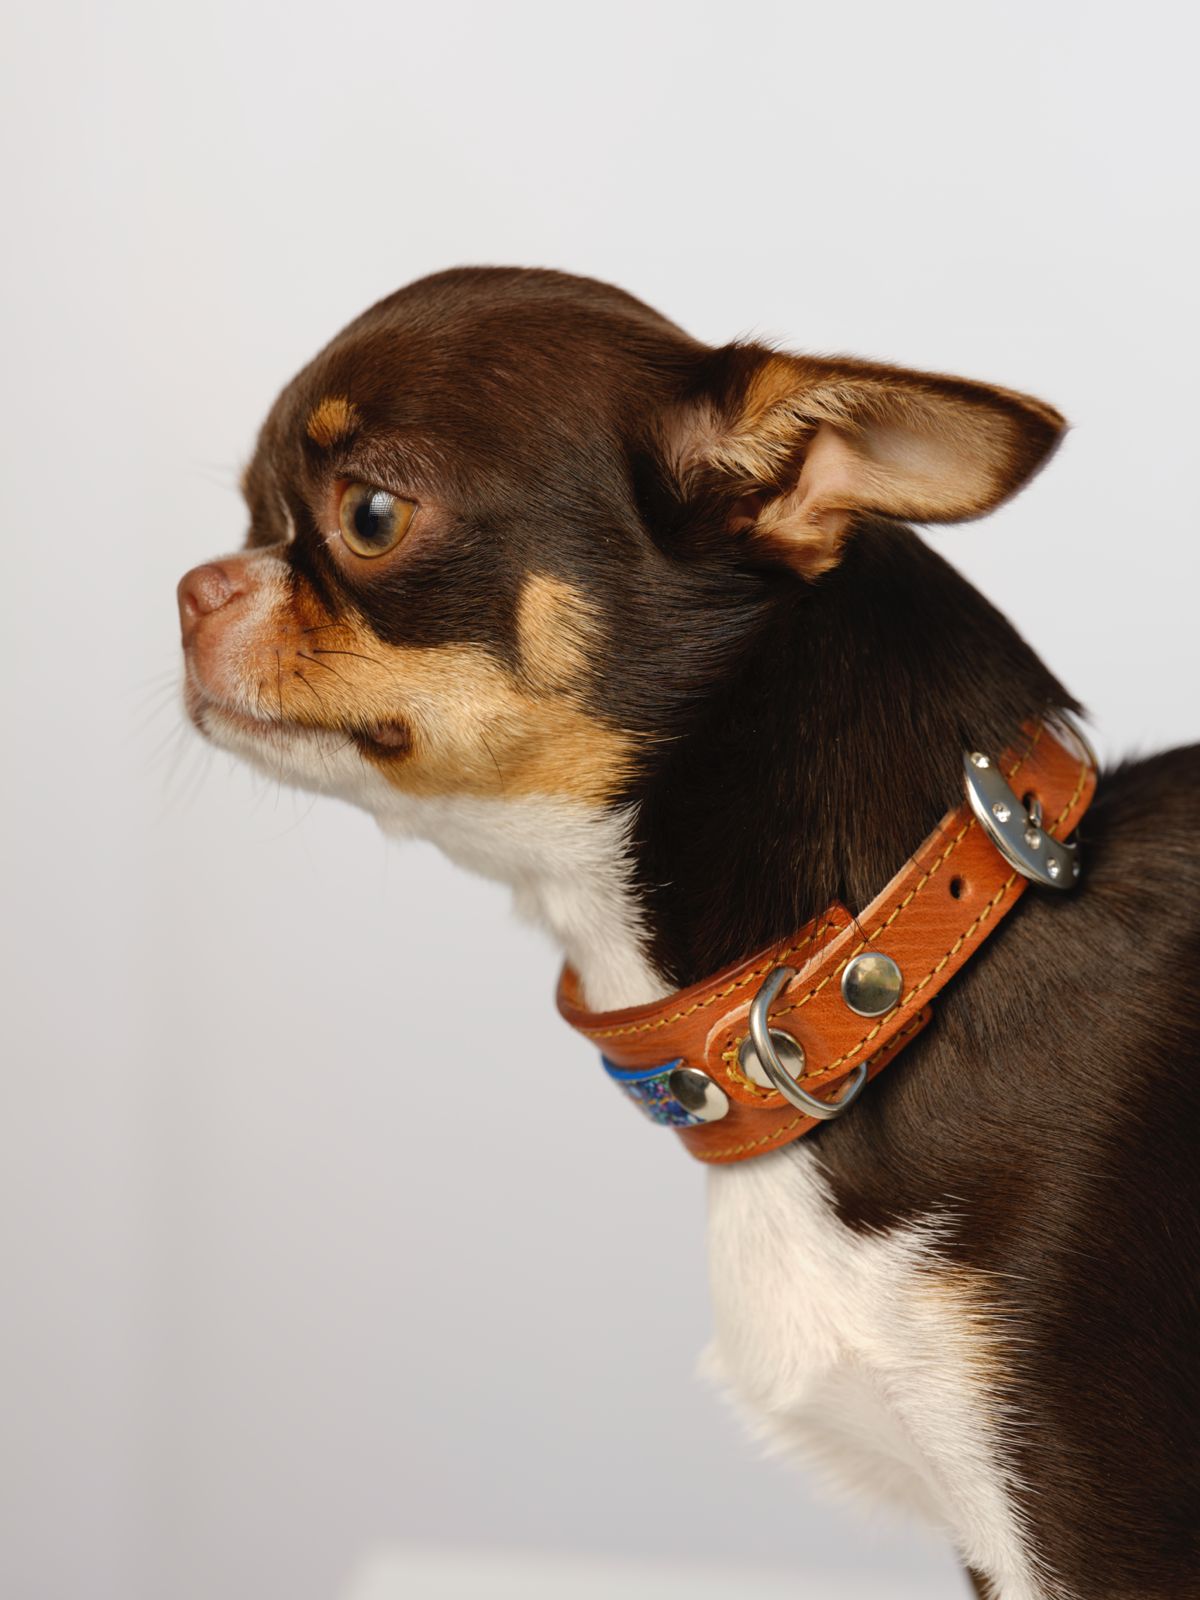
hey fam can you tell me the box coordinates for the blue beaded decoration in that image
[601,1056,704,1128]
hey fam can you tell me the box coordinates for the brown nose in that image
[177,561,247,645]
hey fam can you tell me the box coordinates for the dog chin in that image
[189,692,373,803]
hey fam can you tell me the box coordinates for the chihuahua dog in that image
[179,268,1199,1600]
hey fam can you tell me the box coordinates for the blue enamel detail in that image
[601,1056,703,1128]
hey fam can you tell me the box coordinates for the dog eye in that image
[337,482,415,558]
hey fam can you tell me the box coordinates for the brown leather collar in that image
[558,722,1097,1164]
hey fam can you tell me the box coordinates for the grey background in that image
[2,2,1197,1597]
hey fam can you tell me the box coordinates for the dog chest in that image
[703,1147,1043,1596]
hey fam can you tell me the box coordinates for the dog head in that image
[179,266,1063,837]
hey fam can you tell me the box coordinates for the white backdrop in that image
[2,3,1197,1598]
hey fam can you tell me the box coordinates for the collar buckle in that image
[963,749,1081,889]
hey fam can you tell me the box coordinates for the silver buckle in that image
[963,750,1081,890]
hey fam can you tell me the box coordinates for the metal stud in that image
[666,1066,730,1124]
[841,951,904,1018]
[740,966,868,1120]
[739,1027,806,1089]
[963,749,1080,891]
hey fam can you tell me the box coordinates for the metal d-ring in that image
[744,966,868,1122]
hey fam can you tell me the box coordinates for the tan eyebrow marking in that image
[516,573,599,691]
[305,395,361,448]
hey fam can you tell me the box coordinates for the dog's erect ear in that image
[662,348,1065,579]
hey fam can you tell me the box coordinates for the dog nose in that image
[177,561,245,644]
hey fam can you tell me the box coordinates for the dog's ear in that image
[661,347,1065,579]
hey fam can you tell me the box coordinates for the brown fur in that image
[665,351,1063,577]
[180,267,1199,1600]
[199,572,636,803]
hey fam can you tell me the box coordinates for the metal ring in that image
[746,966,868,1122]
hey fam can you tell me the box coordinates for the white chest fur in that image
[366,791,1050,1599]
[705,1151,1050,1600]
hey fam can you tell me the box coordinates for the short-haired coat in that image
[179,268,1200,1600]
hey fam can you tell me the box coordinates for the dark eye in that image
[337,482,416,558]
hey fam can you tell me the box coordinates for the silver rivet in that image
[1073,859,1082,878]
[964,747,1076,892]
[738,1029,806,1089]
[1046,857,1061,879]
[970,753,990,769]
[841,952,903,1018]
[667,1066,729,1124]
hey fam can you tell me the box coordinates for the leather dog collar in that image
[558,721,1097,1164]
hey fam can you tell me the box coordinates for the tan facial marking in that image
[516,573,599,692]
[356,638,635,804]
[208,577,634,806]
[305,395,361,448]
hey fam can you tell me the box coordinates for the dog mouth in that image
[353,719,413,759]
[196,700,309,740]
[186,678,412,760]
[182,663,326,739]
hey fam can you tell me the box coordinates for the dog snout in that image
[177,561,248,645]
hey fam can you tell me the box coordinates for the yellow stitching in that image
[814,874,1019,1074]
[1050,753,1089,830]
[719,744,1090,1090]
[583,732,1087,1086]
[721,871,1019,1091]
[718,810,978,1087]
[576,919,842,1041]
[695,1013,929,1162]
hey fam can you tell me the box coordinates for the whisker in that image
[130,688,184,740]
[274,650,285,802]
[133,679,181,710]
[296,650,346,682]
[130,668,182,703]
[290,670,346,784]
[149,724,213,824]
[480,729,505,789]
[176,739,214,813]
[309,648,384,666]
[144,718,190,774]
[263,790,322,842]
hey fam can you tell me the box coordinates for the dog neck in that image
[629,522,1075,995]
[378,524,1072,1014]
[373,791,669,1011]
